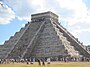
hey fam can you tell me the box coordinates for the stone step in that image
[7,21,43,58]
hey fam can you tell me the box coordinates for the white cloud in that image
[0,1,15,25]
[2,0,90,25]
[3,0,48,21]
[0,41,4,45]
[69,26,90,38]
[75,28,90,33]
[3,0,32,21]
[30,0,45,11]
[21,23,25,27]
[17,16,31,21]
[3,0,58,21]
[21,22,28,27]
[70,27,90,45]
[56,0,90,26]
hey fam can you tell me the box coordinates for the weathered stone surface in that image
[0,11,90,59]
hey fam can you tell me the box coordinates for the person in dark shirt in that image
[42,58,45,66]
[37,58,41,66]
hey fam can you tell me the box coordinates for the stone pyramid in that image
[0,11,90,59]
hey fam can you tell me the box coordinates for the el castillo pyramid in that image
[0,11,90,59]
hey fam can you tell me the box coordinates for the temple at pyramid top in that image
[31,11,58,22]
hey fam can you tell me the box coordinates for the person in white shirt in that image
[47,58,50,64]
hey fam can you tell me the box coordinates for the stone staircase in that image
[30,19,68,57]
[53,22,80,57]
[21,21,46,58]
[6,21,44,59]
[0,25,26,59]
[53,21,90,58]
[0,21,43,59]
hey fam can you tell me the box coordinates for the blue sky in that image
[0,0,90,46]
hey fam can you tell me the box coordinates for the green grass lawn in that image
[0,62,90,67]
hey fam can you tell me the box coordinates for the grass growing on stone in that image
[0,62,90,67]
